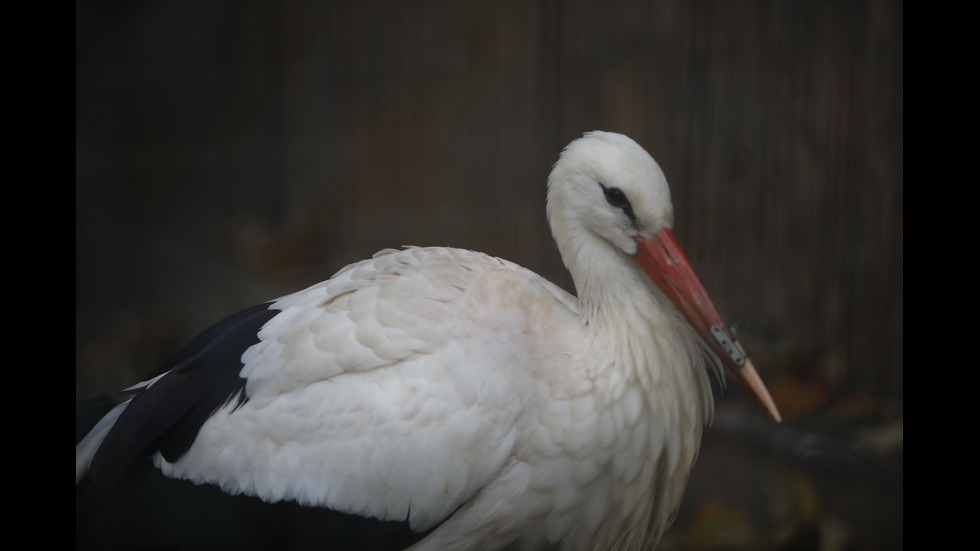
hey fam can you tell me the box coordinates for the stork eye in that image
[599,184,636,221]
[600,184,628,207]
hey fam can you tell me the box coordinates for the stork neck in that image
[561,231,716,423]
[564,234,666,336]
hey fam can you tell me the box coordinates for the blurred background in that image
[76,2,902,550]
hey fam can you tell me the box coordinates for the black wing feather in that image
[78,302,437,550]
[86,302,280,485]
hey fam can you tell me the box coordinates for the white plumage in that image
[76,131,779,551]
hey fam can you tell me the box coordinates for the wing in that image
[78,302,280,485]
[77,247,570,550]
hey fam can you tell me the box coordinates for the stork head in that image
[548,131,674,255]
[548,131,781,422]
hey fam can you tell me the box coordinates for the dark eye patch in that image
[599,183,636,221]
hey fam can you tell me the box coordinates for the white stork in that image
[76,131,780,551]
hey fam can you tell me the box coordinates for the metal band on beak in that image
[710,325,745,366]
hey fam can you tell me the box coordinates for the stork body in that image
[76,132,778,550]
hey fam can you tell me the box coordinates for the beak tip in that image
[739,358,782,423]
[769,404,783,423]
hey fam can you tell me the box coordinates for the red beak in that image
[633,228,781,422]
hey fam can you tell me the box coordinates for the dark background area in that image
[76,2,902,549]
